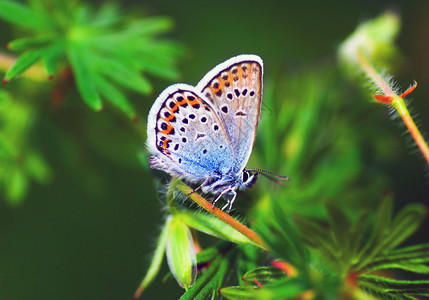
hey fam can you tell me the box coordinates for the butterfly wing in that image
[196,55,263,174]
[147,84,235,183]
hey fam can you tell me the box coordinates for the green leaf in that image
[24,150,52,183]
[137,53,182,80]
[92,55,152,94]
[180,251,234,300]
[177,211,255,246]
[5,168,28,205]
[348,211,370,264]
[355,200,425,271]
[366,262,429,274]
[43,42,64,77]
[241,267,286,285]
[4,49,44,81]
[67,47,102,111]
[373,193,394,239]
[196,247,219,265]
[0,0,49,30]
[220,286,259,300]
[255,205,309,272]
[166,216,197,290]
[359,274,429,294]
[134,216,170,297]
[7,36,51,51]
[125,17,174,36]
[376,244,429,264]
[388,204,426,249]
[93,74,135,119]
[293,217,338,266]
[325,203,351,249]
[221,277,309,300]
[90,3,120,27]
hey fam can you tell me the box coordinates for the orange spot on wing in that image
[160,124,174,135]
[188,99,200,106]
[165,114,176,122]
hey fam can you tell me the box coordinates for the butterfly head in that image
[238,170,258,191]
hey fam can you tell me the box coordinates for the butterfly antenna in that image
[246,169,290,185]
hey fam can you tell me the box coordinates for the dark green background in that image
[1,0,429,299]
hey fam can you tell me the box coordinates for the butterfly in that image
[146,55,287,211]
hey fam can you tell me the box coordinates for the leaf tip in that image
[373,94,393,104]
[133,286,144,300]
[133,116,139,123]
[48,75,54,80]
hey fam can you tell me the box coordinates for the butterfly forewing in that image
[197,55,263,172]
[147,84,235,181]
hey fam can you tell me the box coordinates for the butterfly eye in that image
[242,171,249,183]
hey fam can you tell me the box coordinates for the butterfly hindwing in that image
[147,84,235,182]
[196,55,263,172]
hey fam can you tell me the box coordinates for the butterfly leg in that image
[186,177,211,197]
[221,190,237,212]
[212,188,231,209]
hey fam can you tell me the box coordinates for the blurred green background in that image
[0,0,428,299]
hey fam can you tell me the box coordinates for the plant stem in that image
[174,180,268,250]
[356,48,429,165]
[391,95,429,164]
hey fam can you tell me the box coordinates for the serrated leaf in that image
[93,74,135,118]
[67,47,102,111]
[4,49,44,81]
[0,0,49,30]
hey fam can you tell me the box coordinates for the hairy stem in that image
[356,48,429,165]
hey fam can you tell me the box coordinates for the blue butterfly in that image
[147,55,286,211]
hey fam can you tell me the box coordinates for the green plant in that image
[0,0,184,204]
[137,12,429,300]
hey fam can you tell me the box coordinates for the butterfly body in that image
[147,55,263,209]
